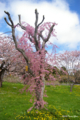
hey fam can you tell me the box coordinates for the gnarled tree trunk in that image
[35,76,45,109]
[34,50,46,109]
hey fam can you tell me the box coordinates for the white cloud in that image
[0,1,10,20]
[0,2,6,19]
[2,0,80,50]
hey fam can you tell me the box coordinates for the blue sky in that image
[0,0,80,54]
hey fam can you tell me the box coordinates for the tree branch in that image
[37,15,45,28]
[39,30,45,41]
[35,9,38,29]
[34,9,39,51]
[28,35,35,43]
[45,24,55,42]
[4,11,34,76]
[34,9,45,51]
[18,15,26,30]
[4,17,11,27]
[39,24,55,48]
[4,11,14,26]
[0,61,5,69]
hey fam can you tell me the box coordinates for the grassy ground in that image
[0,81,80,120]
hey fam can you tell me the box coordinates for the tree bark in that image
[35,76,45,109]
[34,49,46,109]
[0,76,2,87]
[0,62,8,87]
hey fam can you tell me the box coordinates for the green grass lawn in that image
[0,82,80,120]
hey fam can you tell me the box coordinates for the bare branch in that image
[45,24,55,42]
[37,15,45,28]
[28,35,33,42]
[39,30,45,41]
[18,15,26,30]
[34,9,45,51]
[38,30,45,48]
[4,11,14,26]
[39,24,55,48]
[4,11,34,76]
[35,9,38,28]
[0,31,12,35]
[4,17,11,27]
[42,41,45,48]
[34,9,39,51]
[12,27,34,76]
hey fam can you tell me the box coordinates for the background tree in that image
[56,50,80,91]
[74,70,80,84]
[59,66,68,75]
[4,9,57,110]
[0,36,14,87]
[52,66,60,75]
[0,35,26,85]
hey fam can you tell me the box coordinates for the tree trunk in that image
[0,76,2,87]
[67,73,69,84]
[0,70,5,87]
[70,82,75,92]
[34,50,46,109]
[35,76,45,109]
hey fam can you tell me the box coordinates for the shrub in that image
[59,75,68,83]
[74,70,80,84]
[59,66,68,75]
